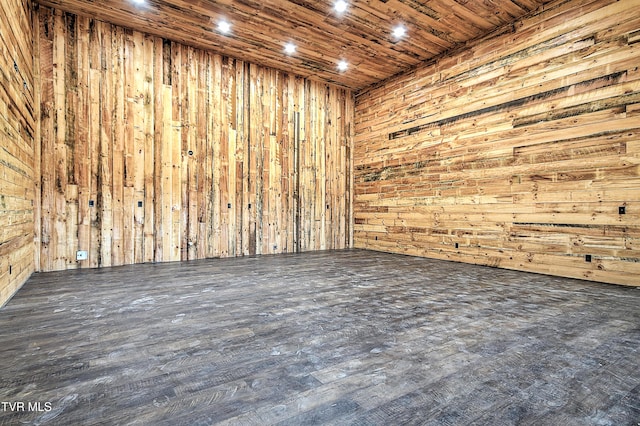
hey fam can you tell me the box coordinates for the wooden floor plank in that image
[0,249,638,425]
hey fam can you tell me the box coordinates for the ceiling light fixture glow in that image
[392,25,406,39]
[131,0,145,4]
[337,60,348,71]
[284,42,297,55]
[334,0,348,13]
[218,20,232,34]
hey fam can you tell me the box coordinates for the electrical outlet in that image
[76,250,88,261]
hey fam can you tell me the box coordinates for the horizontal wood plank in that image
[354,0,640,286]
[0,0,35,307]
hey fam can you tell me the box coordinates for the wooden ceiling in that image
[34,0,553,90]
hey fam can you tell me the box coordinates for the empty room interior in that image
[1,0,639,424]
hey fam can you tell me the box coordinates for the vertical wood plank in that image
[99,21,113,268]
[240,61,252,256]
[211,54,223,257]
[38,7,55,273]
[141,35,155,263]
[122,29,135,266]
[34,5,355,275]
[227,60,238,257]
[219,57,230,257]
[131,31,146,264]
[152,38,165,263]
[110,26,125,267]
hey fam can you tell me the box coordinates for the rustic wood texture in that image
[1,250,639,424]
[32,0,552,90]
[0,0,36,306]
[354,0,640,286]
[35,6,353,273]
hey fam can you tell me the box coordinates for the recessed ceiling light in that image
[218,20,231,34]
[284,42,297,55]
[334,0,348,13]
[392,25,406,39]
[337,60,348,71]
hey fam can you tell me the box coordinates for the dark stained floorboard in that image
[0,249,638,425]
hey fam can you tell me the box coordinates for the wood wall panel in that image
[36,6,353,272]
[354,0,640,286]
[0,0,36,306]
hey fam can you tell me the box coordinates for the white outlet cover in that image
[76,250,88,261]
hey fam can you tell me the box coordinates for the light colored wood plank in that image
[0,0,35,306]
[34,6,354,274]
[354,0,640,286]
[33,0,553,90]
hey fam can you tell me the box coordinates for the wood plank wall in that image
[354,0,640,286]
[35,6,353,272]
[0,0,36,306]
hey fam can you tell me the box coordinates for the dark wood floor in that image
[0,249,638,425]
